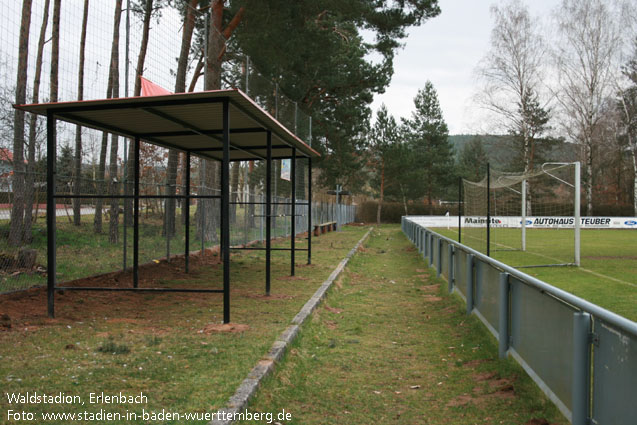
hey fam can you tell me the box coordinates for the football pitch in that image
[433,227,637,322]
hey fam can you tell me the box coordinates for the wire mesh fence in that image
[0,2,335,294]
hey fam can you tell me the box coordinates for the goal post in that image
[462,161,581,267]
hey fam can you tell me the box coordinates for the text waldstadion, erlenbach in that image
[5,392,148,405]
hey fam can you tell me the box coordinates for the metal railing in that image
[402,217,637,425]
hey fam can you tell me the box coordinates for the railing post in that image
[436,237,442,277]
[448,244,454,293]
[422,229,427,258]
[572,312,591,425]
[429,233,434,267]
[466,254,474,314]
[498,272,510,359]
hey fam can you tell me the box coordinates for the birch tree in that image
[553,0,622,215]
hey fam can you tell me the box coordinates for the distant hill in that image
[448,134,579,171]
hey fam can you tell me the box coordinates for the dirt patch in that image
[324,320,338,330]
[199,323,249,334]
[419,284,439,292]
[423,295,443,302]
[404,246,416,252]
[277,275,308,281]
[463,359,493,368]
[525,419,554,425]
[415,269,428,273]
[243,293,295,300]
[324,305,343,314]
[357,245,368,253]
[473,371,497,382]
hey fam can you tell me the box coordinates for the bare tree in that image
[553,0,622,215]
[618,40,637,215]
[8,0,32,247]
[23,0,50,242]
[72,0,89,226]
[108,0,123,244]
[476,1,549,186]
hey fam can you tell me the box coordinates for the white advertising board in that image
[405,216,637,229]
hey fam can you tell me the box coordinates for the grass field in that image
[239,225,566,424]
[433,227,637,322]
[0,226,367,425]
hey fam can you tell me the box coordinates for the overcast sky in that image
[371,0,561,135]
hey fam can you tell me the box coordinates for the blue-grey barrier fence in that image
[401,217,637,425]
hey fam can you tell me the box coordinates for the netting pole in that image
[486,163,491,257]
[265,130,272,295]
[185,152,191,273]
[521,179,526,251]
[47,111,57,318]
[307,157,312,265]
[290,149,296,276]
[123,0,130,271]
[458,177,462,244]
[574,161,581,266]
[222,99,230,324]
[133,136,140,288]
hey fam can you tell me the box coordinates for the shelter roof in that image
[15,89,319,161]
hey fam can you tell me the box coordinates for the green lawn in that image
[434,227,637,321]
[0,226,367,425]
[239,225,566,425]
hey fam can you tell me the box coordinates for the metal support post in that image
[458,177,462,244]
[133,137,140,288]
[487,163,491,257]
[436,238,442,277]
[291,148,296,276]
[521,179,526,251]
[46,112,57,318]
[466,254,474,314]
[448,244,454,293]
[222,99,231,323]
[185,152,191,273]
[498,272,510,359]
[574,161,581,266]
[307,157,312,265]
[572,311,591,425]
[266,130,272,294]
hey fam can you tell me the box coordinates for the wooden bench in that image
[313,221,337,236]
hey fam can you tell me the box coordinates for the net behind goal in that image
[462,162,581,267]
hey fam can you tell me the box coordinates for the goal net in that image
[462,162,580,267]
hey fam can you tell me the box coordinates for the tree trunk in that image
[631,142,637,216]
[23,0,49,243]
[585,139,593,216]
[229,162,240,224]
[73,0,89,226]
[95,0,121,234]
[125,0,154,227]
[108,0,123,244]
[8,0,32,247]
[376,160,384,224]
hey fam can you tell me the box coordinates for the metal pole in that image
[521,179,526,251]
[572,311,591,425]
[46,112,57,318]
[222,99,231,324]
[133,137,140,288]
[487,162,491,257]
[307,157,312,265]
[448,244,454,293]
[498,272,509,359]
[291,148,296,276]
[574,161,581,266]
[185,152,191,273]
[466,254,474,315]
[458,177,462,244]
[266,131,272,294]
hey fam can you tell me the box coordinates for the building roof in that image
[15,89,319,162]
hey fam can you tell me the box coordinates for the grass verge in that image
[239,225,566,425]
[0,225,368,425]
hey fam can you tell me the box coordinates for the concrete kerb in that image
[209,227,373,425]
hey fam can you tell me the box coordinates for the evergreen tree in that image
[458,136,488,181]
[402,81,454,212]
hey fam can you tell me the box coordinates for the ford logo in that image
[520,220,533,225]
[625,220,637,226]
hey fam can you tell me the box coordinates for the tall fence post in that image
[436,238,442,277]
[428,233,434,267]
[498,272,510,359]
[466,254,474,314]
[572,312,591,425]
[448,244,454,293]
